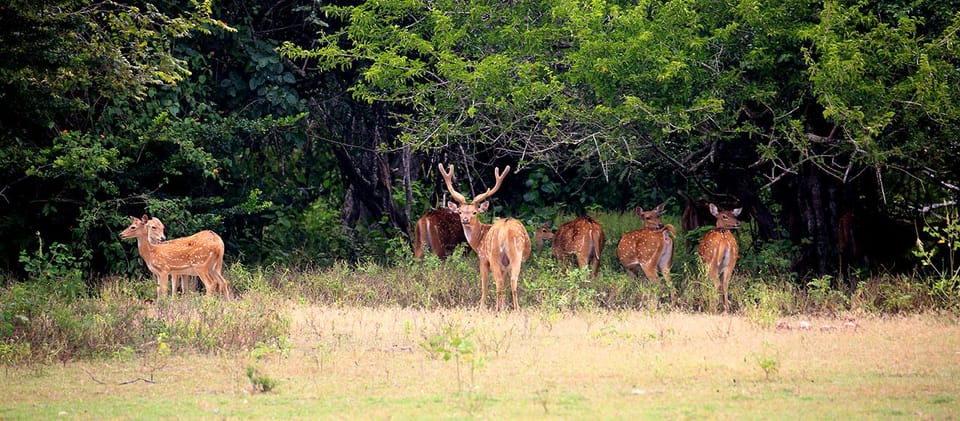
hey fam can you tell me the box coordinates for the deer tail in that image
[589,229,600,265]
[664,224,677,238]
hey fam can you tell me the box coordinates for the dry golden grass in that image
[3,306,959,419]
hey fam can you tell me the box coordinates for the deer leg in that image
[659,252,674,298]
[158,272,170,297]
[192,269,215,296]
[704,262,723,311]
[509,261,522,311]
[589,258,601,278]
[211,266,230,299]
[576,253,590,271]
[478,259,490,309]
[721,264,735,313]
[494,268,506,312]
[641,263,660,284]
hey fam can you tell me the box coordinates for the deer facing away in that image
[697,204,742,312]
[412,207,468,259]
[616,203,676,285]
[439,164,531,311]
[534,216,606,277]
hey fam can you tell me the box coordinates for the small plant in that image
[420,323,486,393]
[141,332,171,383]
[743,281,795,328]
[806,275,848,314]
[246,365,278,393]
[753,342,780,380]
[18,233,89,300]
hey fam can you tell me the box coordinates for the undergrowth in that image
[1,208,958,364]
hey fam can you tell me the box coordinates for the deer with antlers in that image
[120,215,229,298]
[412,207,468,259]
[438,164,531,311]
[697,204,742,312]
[616,203,676,286]
[534,216,606,277]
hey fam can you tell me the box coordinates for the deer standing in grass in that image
[146,217,230,296]
[120,215,229,298]
[697,204,742,312]
[412,208,468,259]
[534,216,606,277]
[439,164,531,311]
[616,203,676,285]
[145,217,197,295]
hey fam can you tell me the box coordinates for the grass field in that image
[3,305,959,419]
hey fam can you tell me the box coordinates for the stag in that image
[412,208,468,259]
[439,164,531,311]
[120,215,229,298]
[697,204,742,312]
[616,203,676,285]
[534,216,606,277]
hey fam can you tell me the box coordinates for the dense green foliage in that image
[0,0,958,296]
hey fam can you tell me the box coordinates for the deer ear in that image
[129,216,139,223]
[709,203,720,217]
[140,214,149,223]
[655,202,666,215]
[732,208,743,216]
[446,201,459,211]
[478,201,490,212]
[635,206,644,216]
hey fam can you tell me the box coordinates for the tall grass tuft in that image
[0,278,289,364]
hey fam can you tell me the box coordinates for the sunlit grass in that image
[2,306,958,419]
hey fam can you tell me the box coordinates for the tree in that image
[282,0,960,277]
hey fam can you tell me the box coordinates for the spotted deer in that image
[120,215,229,298]
[616,203,676,285]
[697,204,742,312]
[439,164,531,311]
[534,216,606,277]
[145,217,198,295]
[412,207,468,259]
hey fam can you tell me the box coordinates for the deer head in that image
[438,164,510,243]
[637,203,667,230]
[709,203,742,230]
[534,222,554,251]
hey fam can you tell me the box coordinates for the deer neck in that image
[134,235,162,272]
[463,221,491,251]
[134,235,152,260]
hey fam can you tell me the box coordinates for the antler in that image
[438,164,468,204]
[473,166,510,204]
[439,164,511,204]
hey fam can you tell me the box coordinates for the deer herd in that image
[121,163,742,312]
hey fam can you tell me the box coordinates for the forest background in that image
[1,0,959,293]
